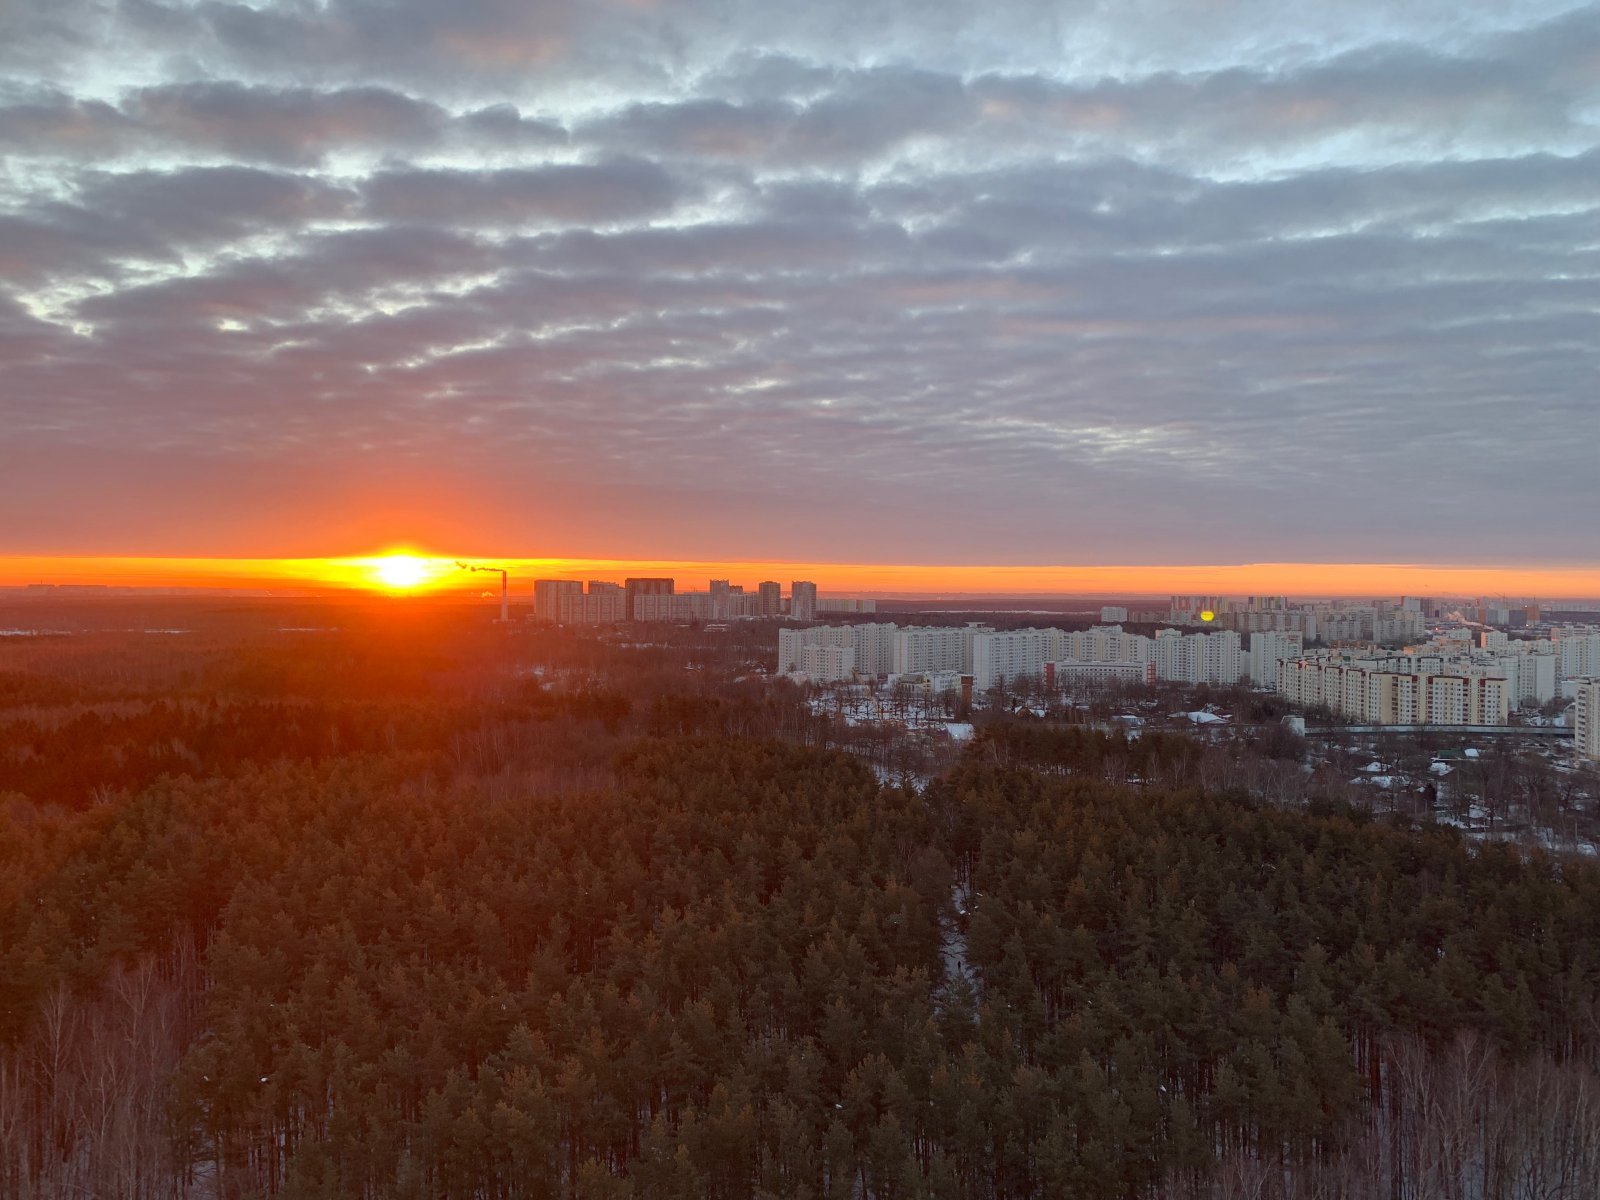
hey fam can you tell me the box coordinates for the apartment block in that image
[790,581,818,621]
[1048,660,1157,689]
[1576,681,1600,763]
[1276,652,1512,725]
[971,629,1054,690]
[533,579,625,624]
[817,598,878,614]
[797,643,856,683]
[757,581,783,617]
[892,626,970,675]
[779,623,895,679]
[623,577,673,620]
[1249,630,1305,689]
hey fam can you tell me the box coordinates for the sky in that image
[2,0,1598,588]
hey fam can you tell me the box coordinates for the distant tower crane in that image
[457,562,509,622]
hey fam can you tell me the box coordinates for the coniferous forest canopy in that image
[3,599,1600,1199]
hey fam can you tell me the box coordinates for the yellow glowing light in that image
[1200,609,1216,622]
[373,555,430,590]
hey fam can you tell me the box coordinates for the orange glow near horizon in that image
[0,554,1598,599]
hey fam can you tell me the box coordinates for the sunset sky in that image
[3,1,1597,593]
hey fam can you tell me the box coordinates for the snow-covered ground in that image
[937,882,981,1008]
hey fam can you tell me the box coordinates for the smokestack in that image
[457,562,511,622]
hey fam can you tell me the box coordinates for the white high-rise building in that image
[779,623,894,679]
[1555,630,1600,684]
[534,579,584,622]
[1250,630,1305,689]
[1061,625,1151,664]
[852,623,896,677]
[533,579,625,624]
[1576,681,1600,763]
[892,626,970,675]
[1198,629,1244,684]
[1376,609,1425,643]
[633,592,714,621]
[1487,650,1556,706]
[757,581,783,617]
[789,581,817,621]
[1100,606,1128,623]
[798,643,856,683]
[971,629,1053,690]
[779,625,847,674]
[1151,628,1243,684]
[1277,653,1512,725]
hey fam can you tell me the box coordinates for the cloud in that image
[130,82,448,164]
[588,67,975,166]
[0,90,131,157]
[362,159,682,226]
[968,8,1600,166]
[79,166,357,242]
[1,0,1599,562]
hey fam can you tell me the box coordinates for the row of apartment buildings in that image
[1266,625,1600,730]
[532,578,876,623]
[778,622,1249,691]
[1267,626,1600,721]
[1278,657,1514,725]
[1143,597,1429,643]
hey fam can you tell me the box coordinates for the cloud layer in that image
[2,0,1597,563]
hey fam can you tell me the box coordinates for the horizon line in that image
[1,554,1598,600]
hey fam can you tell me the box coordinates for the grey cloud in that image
[0,168,354,285]
[0,90,132,157]
[970,9,1600,163]
[0,84,570,166]
[785,67,972,161]
[0,0,107,72]
[589,66,974,166]
[130,82,448,165]
[456,104,569,149]
[78,166,357,243]
[699,53,840,103]
[289,225,498,289]
[363,159,681,226]
[0,212,158,282]
[527,217,916,277]
[0,293,74,363]
[589,99,796,161]
[74,261,324,328]
[184,0,593,82]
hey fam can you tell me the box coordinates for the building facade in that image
[533,580,626,624]
[1576,681,1600,763]
[757,581,783,617]
[790,581,818,621]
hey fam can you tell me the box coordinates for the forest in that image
[3,599,1599,1198]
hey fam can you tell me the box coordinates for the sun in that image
[373,554,430,590]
